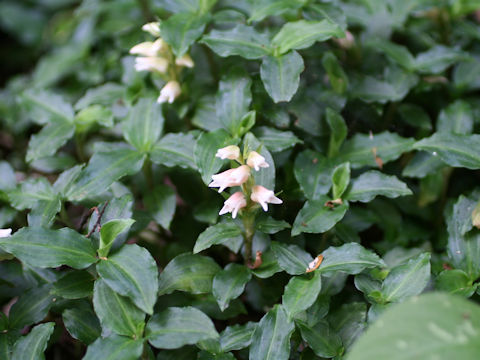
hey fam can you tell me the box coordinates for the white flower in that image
[175,54,194,68]
[251,185,282,211]
[247,151,269,171]
[134,57,168,73]
[142,22,161,37]
[216,145,240,161]
[209,165,251,193]
[0,228,12,238]
[157,81,182,104]
[219,192,247,218]
[129,39,165,57]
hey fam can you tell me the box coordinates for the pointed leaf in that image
[161,12,208,57]
[332,162,350,199]
[150,133,197,170]
[194,222,243,254]
[26,121,75,162]
[145,185,176,230]
[271,242,313,275]
[98,219,135,258]
[294,151,334,200]
[63,301,101,344]
[297,320,343,358]
[213,264,252,311]
[51,270,95,299]
[11,322,54,360]
[220,322,256,352]
[9,285,55,330]
[83,334,143,360]
[282,272,322,319]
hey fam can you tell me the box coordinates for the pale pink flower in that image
[129,39,165,57]
[209,165,251,193]
[175,54,194,68]
[219,192,247,218]
[134,57,168,73]
[247,151,269,171]
[0,228,12,238]
[251,185,282,211]
[215,145,240,161]
[157,81,181,104]
[335,31,355,49]
[142,22,161,37]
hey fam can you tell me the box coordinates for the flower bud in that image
[335,31,355,49]
[251,185,282,211]
[219,192,247,218]
[175,54,194,68]
[247,151,269,171]
[142,22,161,37]
[157,81,181,104]
[0,228,12,238]
[129,39,165,57]
[216,145,240,161]
[134,57,168,73]
[209,165,251,193]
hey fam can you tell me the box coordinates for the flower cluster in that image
[129,22,194,104]
[209,145,282,218]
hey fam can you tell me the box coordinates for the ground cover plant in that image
[1,0,480,359]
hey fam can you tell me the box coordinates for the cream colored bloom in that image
[175,54,194,68]
[129,39,165,57]
[0,228,12,238]
[142,22,161,37]
[251,185,282,211]
[157,81,181,104]
[216,145,240,161]
[134,57,168,73]
[219,192,247,218]
[247,151,269,171]
[209,165,251,193]
[336,31,355,49]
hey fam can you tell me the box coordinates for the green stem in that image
[142,158,154,190]
[242,212,255,265]
[75,132,86,163]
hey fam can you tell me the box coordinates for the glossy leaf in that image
[63,301,101,344]
[11,322,55,360]
[158,253,221,295]
[437,100,473,135]
[146,307,219,349]
[436,269,477,297]
[213,263,252,311]
[51,270,95,299]
[83,334,143,360]
[252,126,301,153]
[294,151,334,200]
[220,322,256,352]
[9,285,55,330]
[161,12,208,57]
[0,227,97,269]
[331,162,350,199]
[297,320,343,358]
[96,244,158,314]
[26,121,75,162]
[98,218,135,258]
[150,133,197,170]
[194,222,243,254]
[260,51,304,103]
[271,242,313,275]
[326,108,348,158]
[21,89,74,124]
[282,271,322,319]
[144,185,176,230]
[322,52,348,94]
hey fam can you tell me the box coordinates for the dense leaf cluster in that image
[1,0,480,359]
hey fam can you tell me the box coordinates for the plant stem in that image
[242,213,255,265]
[75,132,86,163]
[142,158,154,190]
[59,203,74,228]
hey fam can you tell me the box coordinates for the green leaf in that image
[347,293,480,360]
[161,12,208,57]
[345,171,412,203]
[337,131,414,169]
[292,197,349,236]
[0,227,97,269]
[402,152,445,178]
[369,39,415,71]
[21,89,74,124]
[96,244,158,314]
[192,95,222,131]
[26,121,75,162]
[201,24,272,59]
[150,133,197,170]
[145,185,176,230]
[9,285,55,330]
[255,216,290,234]
[213,264,252,311]
[66,149,146,201]
[193,222,243,254]
[250,305,295,360]
[282,272,322,319]
[8,178,56,210]
[93,279,145,337]
[216,71,252,136]
[11,322,54,360]
[251,248,283,279]
[326,108,348,158]
[194,129,233,185]
[397,103,432,131]
[294,151,334,200]
[27,198,61,228]
[158,253,221,295]
[252,126,302,153]
[249,0,304,22]
[83,334,143,360]
[332,162,350,199]
[272,20,344,55]
[414,45,468,74]
[437,100,474,135]
[318,242,385,275]
[413,133,480,169]
[382,253,431,303]
[271,242,313,275]
[297,320,343,358]
[260,51,304,103]
[123,97,163,152]
[243,132,275,189]
[74,83,125,110]
[98,219,135,258]
[146,307,219,349]
[436,269,477,297]
[51,270,95,299]
[63,301,101,344]
[220,322,256,352]
[322,52,348,94]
